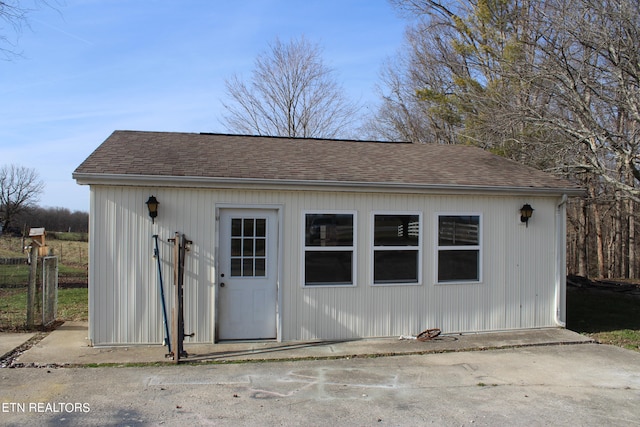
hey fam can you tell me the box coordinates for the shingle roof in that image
[73,131,581,194]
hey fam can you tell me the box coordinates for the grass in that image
[0,287,29,330]
[0,264,30,286]
[0,236,25,257]
[57,288,89,321]
[0,287,88,331]
[0,235,88,287]
[567,287,640,352]
[1,234,88,331]
[47,232,88,242]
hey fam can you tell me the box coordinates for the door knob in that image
[220,282,225,287]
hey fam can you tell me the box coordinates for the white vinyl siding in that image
[87,185,563,345]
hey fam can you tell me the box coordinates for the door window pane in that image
[255,238,266,256]
[230,217,267,277]
[255,258,266,276]
[243,259,254,276]
[244,219,254,237]
[231,238,241,257]
[231,219,242,237]
[256,219,266,237]
[243,238,254,256]
[231,259,242,277]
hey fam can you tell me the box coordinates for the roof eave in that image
[72,172,584,197]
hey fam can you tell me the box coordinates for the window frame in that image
[435,212,483,284]
[301,210,357,287]
[370,211,423,286]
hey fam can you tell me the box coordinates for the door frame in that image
[215,204,283,342]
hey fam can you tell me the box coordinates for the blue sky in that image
[0,1,408,212]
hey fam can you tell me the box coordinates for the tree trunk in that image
[566,201,579,275]
[615,198,625,278]
[577,198,589,277]
[629,199,636,279]
[589,183,605,278]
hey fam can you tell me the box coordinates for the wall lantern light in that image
[520,203,534,227]
[146,195,159,223]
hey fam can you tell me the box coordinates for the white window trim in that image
[371,211,423,286]
[435,212,483,285]
[301,210,357,287]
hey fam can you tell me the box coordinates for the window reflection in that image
[305,214,353,246]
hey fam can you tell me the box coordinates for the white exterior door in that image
[218,209,278,340]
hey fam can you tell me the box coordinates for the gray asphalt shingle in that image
[74,131,581,193]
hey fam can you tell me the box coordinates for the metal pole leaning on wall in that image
[153,234,171,355]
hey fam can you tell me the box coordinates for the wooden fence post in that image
[26,245,38,328]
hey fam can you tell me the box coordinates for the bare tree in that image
[0,164,44,233]
[376,0,568,165]
[15,206,89,233]
[221,36,360,139]
[0,1,29,59]
[0,1,55,60]
[520,0,640,278]
[363,25,461,144]
[522,0,640,199]
[384,0,640,278]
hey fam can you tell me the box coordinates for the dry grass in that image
[0,287,87,331]
[0,235,87,287]
[1,234,88,330]
[0,234,87,267]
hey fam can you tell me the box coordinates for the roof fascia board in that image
[72,172,584,197]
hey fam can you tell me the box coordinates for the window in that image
[303,212,356,286]
[372,213,421,285]
[231,217,267,277]
[437,214,481,283]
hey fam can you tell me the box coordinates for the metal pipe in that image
[153,234,171,352]
[554,195,568,327]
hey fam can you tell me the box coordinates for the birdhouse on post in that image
[29,227,49,257]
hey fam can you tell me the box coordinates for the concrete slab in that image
[3,344,638,426]
[14,321,594,366]
[0,332,34,359]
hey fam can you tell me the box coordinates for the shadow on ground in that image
[567,287,640,333]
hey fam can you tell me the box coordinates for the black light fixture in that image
[146,195,159,223]
[520,203,534,227]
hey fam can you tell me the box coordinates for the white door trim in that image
[215,205,282,341]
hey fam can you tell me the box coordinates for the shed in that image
[73,131,582,346]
